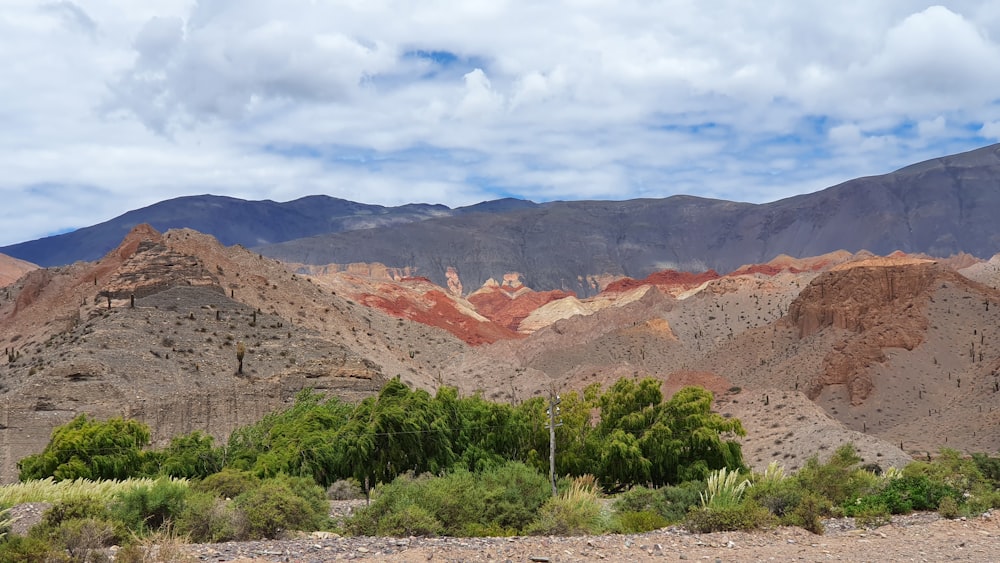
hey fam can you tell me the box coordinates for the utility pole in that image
[547,390,562,497]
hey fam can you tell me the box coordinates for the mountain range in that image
[4,143,1000,297]
[3,143,1000,484]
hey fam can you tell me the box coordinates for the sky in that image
[2,1,1000,247]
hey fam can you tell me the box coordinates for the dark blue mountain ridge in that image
[3,143,1000,297]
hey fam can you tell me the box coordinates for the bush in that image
[375,504,443,537]
[194,468,260,499]
[684,502,776,533]
[54,517,116,561]
[747,476,803,518]
[478,463,552,531]
[110,477,190,535]
[327,478,364,500]
[233,476,328,539]
[347,462,551,537]
[844,475,958,517]
[613,510,669,533]
[964,489,1000,515]
[176,490,240,543]
[40,496,110,529]
[794,444,877,506]
[112,527,190,563]
[938,496,960,519]
[0,535,63,562]
[157,431,224,479]
[971,453,1000,489]
[525,480,606,536]
[853,506,891,529]
[613,481,703,524]
[783,491,828,535]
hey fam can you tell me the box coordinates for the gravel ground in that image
[182,511,999,563]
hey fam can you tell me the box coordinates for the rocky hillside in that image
[0,225,465,482]
[0,253,36,287]
[5,224,1000,484]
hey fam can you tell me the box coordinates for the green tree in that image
[157,431,224,479]
[18,414,151,481]
[586,380,745,489]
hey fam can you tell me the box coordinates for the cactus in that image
[236,341,246,375]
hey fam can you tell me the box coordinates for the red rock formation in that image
[467,283,575,332]
[785,259,953,404]
[604,269,720,293]
[788,258,938,338]
[359,287,520,345]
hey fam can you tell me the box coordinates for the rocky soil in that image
[180,511,998,562]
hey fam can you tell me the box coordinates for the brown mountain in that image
[0,253,36,288]
[0,225,465,482]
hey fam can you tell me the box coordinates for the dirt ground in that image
[180,511,999,562]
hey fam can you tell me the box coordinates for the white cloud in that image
[981,121,1000,141]
[455,68,503,119]
[2,1,1000,247]
[918,116,948,138]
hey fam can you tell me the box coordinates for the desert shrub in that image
[55,517,117,561]
[346,472,446,537]
[784,491,828,535]
[0,535,63,562]
[904,450,984,495]
[938,496,961,519]
[477,462,552,531]
[845,475,958,517]
[747,475,803,518]
[175,490,239,543]
[327,478,364,500]
[965,489,1000,515]
[613,481,703,524]
[794,444,877,506]
[40,496,110,529]
[112,527,192,563]
[376,504,443,537]
[852,505,892,529]
[232,476,328,539]
[347,462,551,537]
[612,510,669,533]
[525,480,606,536]
[461,521,518,537]
[684,502,776,533]
[110,477,190,535]
[658,481,706,522]
[971,453,1000,489]
[193,469,259,499]
[905,449,1000,515]
[276,474,328,520]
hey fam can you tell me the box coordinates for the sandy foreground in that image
[180,511,999,563]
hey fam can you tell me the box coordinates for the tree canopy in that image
[19,377,746,490]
